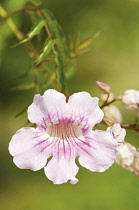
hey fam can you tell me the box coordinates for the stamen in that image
[46,123,83,144]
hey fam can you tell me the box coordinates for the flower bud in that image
[100,92,115,103]
[103,105,122,124]
[95,80,111,94]
[107,123,126,144]
[122,89,139,111]
[115,142,139,177]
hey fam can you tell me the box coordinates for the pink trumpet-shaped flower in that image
[9,90,118,184]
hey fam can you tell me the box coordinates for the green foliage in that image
[11,19,46,47]
[27,0,42,6]
[34,39,54,65]
[11,82,35,91]
[68,32,100,58]
[0,2,98,116]
[54,51,65,92]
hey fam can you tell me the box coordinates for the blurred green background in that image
[1,0,139,209]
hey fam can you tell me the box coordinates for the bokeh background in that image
[1,0,139,209]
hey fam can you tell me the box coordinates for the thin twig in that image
[100,98,116,109]
[121,124,139,133]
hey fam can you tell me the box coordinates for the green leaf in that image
[65,63,76,78]
[42,9,65,41]
[68,32,100,58]
[75,32,80,48]
[77,32,100,51]
[55,39,67,60]
[48,20,65,41]
[11,19,46,47]
[67,35,74,50]
[42,9,56,21]
[35,39,54,65]
[54,51,65,92]
[27,0,42,6]
[11,82,35,91]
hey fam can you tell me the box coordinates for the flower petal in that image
[9,127,40,156]
[9,127,53,171]
[44,136,79,184]
[44,157,79,184]
[78,130,118,172]
[13,148,47,171]
[68,92,104,130]
[28,89,67,128]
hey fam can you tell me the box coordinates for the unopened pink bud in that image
[95,80,111,94]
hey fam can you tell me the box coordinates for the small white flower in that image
[115,142,139,177]
[9,89,118,184]
[122,89,139,111]
[107,123,126,144]
[103,105,123,124]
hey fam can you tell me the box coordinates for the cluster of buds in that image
[95,81,139,177]
[95,80,123,124]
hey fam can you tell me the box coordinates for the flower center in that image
[46,123,83,143]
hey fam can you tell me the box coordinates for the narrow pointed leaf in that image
[35,39,54,65]
[75,32,80,48]
[54,51,65,92]
[65,63,76,78]
[27,0,42,6]
[42,9,56,21]
[48,20,65,41]
[77,32,100,51]
[55,39,67,60]
[42,9,65,41]
[11,19,46,47]
[11,82,35,91]
[67,35,74,50]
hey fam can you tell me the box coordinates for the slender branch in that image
[42,72,56,88]
[103,118,139,133]
[100,98,116,109]
[121,124,139,133]
[34,68,39,93]
[100,95,122,109]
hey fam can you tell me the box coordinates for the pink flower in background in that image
[9,89,118,184]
